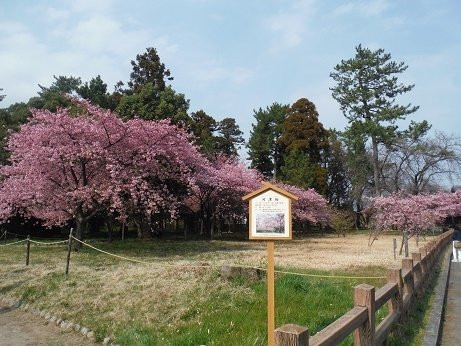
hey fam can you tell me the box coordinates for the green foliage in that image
[279,98,329,163]
[128,47,173,92]
[0,88,5,102]
[278,98,329,194]
[77,75,116,109]
[190,109,219,156]
[325,131,350,207]
[116,84,190,125]
[216,117,245,157]
[280,149,327,194]
[330,45,419,196]
[248,103,288,178]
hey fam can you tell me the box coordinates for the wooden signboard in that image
[243,181,298,346]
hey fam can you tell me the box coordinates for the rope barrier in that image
[29,239,68,245]
[0,239,27,247]
[71,236,387,280]
[0,231,5,240]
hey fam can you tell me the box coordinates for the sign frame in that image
[243,181,298,241]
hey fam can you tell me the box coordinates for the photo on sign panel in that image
[255,213,285,234]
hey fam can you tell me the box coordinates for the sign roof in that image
[242,181,299,201]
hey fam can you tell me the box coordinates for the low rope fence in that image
[69,235,386,280]
[0,228,386,280]
[1,228,451,344]
[274,229,454,346]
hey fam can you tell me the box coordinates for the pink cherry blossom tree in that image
[276,182,330,227]
[0,100,204,247]
[370,190,461,252]
[184,156,261,238]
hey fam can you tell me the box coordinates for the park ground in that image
[0,232,438,345]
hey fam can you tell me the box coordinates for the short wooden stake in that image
[354,284,375,345]
[65,228,73,276]
[275,324,309,346]
[267,241,275,346]
[26,235,30,266]
[393,238,397,259]
[4,230,7,244]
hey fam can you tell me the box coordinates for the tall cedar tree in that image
[330,45,419,196]
[247,103,288,178]
[278,98,329,194]
[216,118,245,157]
[190,110,218,157]
[116,48,191,126]
[128,47,173,92]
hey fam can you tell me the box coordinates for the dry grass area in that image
[164,233,434,270]
[0,232,436,344]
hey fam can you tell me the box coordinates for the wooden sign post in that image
[243,182,298,346]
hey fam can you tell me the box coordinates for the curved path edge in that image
[423,245,452,345]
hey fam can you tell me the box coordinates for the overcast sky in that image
[1,0,460,152]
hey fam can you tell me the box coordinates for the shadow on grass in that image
[76,238,265,259]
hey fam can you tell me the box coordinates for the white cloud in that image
[45,7,70,21]
[264,0,315,51]
[333,0,389,17]
[187,59,254,86]
[0,3,178,105]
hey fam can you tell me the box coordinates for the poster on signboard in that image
[249,189,291,240]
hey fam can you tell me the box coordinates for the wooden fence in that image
[275,230,454,346]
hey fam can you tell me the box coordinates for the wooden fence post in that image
[388,268,403,318]
[402,258,414,314]
[354,284,375,345]
[25,235,30,266]
[65,228,73,276]
[4,230,7,244]
[411,253,422,296]
[275,324,309,346]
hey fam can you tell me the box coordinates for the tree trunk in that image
[371,134,381,197]
[106,219,113,243]
[404,231,409,257]
[134,217,150,239]
[398,231,409,256]
[72,216,86,251]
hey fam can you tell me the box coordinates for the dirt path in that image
[0,302,94,346]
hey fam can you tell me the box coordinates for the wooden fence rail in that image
[275,229,454,346]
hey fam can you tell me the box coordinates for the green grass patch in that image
[0,237,441,345]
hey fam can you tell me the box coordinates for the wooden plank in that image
[375,283,398,310]
[402,269,412,282]
[375,312,399,344]
[310,307,367,346]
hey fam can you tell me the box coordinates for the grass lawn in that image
[0,234,438,345]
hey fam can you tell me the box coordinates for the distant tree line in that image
[1,45,460,238]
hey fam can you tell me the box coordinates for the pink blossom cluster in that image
[276,182,330,225]
[256,213,284,231]
[0,99,332,230]
[371,191,461,234]
[0,101,204,226]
